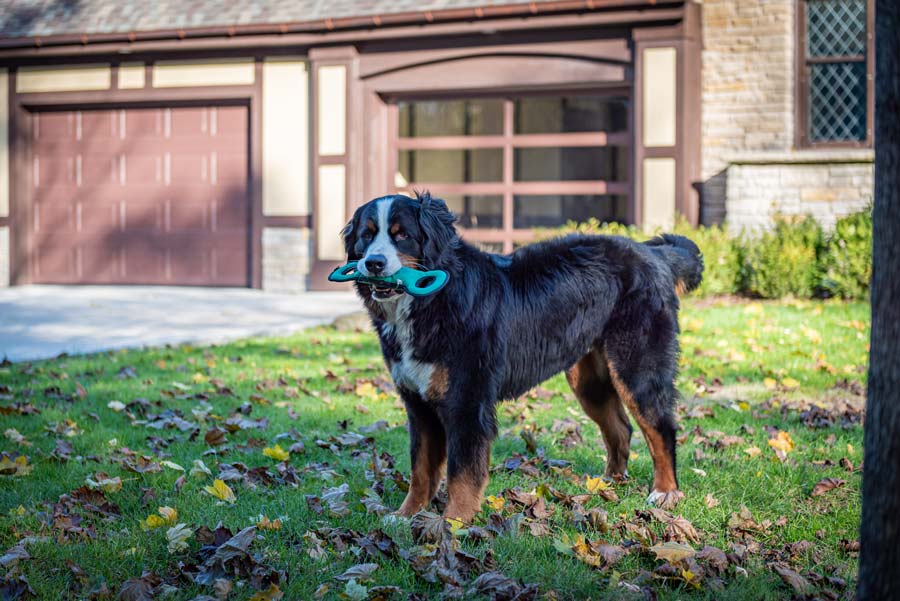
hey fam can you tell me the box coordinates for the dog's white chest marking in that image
[383,296,434,398]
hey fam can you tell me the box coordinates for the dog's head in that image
[342,192,457,302]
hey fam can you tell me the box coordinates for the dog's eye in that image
[362,230,374,241]
[393,231,408,241]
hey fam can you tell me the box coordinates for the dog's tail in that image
[643,233,704,295]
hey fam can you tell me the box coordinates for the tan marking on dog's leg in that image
[607,363,682,509]
[566,353,632,480]
[397,423,446,517]
[444,444,491,523]
[674,279,688,297]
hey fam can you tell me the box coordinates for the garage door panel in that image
[77,202,121,234]
[81,156,120,187]
[34,157,74,187]
[170,107,215,136]
[78,245,124,283]
[30,105,250,286]
[33,246,75,282]
[124,110,164,139]
[215,197,250,230]
[123,155,163,185]
[214,153,249,185]
[122,245,166,283]
[168,201,210,231]
[78,111,116,139]
[122,202,165,233]
[35,112,76,140]
[34,200,76,235]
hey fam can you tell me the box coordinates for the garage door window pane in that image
[443,195,503,229]
[513,194,629,228]
[397,149,503,184]
[399,99,503,137]
[514,147,629,182]
[515,96,628,134]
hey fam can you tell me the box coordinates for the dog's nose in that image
[365,255,387,276]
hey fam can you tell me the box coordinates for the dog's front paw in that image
[647,489,684,510]
[604,470,629,483]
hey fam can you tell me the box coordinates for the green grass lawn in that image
[0,298,867,600]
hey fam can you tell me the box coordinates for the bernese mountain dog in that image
[342,192,704,522]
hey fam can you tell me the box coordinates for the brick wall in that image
[725,152,873,231]
[700,0,873,231]
[701,0,795,224]
[262,227,311,293]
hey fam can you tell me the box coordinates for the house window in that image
[392,94,631,252]
[798,0,873,147]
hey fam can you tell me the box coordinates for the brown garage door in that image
[30,105,250,286]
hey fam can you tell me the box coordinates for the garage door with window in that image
[30,105,249,286]
[390,93,631,253]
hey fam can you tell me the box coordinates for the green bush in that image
[539,218,645,241]
[820,209,872,299]
[740,215,824,299]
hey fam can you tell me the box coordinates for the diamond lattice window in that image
[803,0,870,144]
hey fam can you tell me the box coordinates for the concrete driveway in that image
[0,286,363,362]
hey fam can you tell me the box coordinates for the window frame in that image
[795,0,875,149]
[387,89,633,253]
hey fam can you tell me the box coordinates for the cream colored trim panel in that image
[118,63,146,89]
[0,227,8,287]
[17,65,111,93]
[642,47,677,148]
[317,165,347,260]
[643,158,676,230]
[263,59,309,216]
[153,59,255,88]
[317,65,347,156]
[0,70,7,218]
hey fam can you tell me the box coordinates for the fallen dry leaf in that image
[262,444,290,462]
[203,479,236,504]
[336,563,379,582]
[811,477,847,497]
[771,562,811,593]
[649,541,696,564]
[166,523,192,554]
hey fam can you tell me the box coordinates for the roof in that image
[0,0,581,39]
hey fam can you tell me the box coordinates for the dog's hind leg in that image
[604,342,683,510]
[397,393,447,517]
[566,350,633,481]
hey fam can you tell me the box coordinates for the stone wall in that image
[0,227,8,287]
[262,227,311,293]
[725,151,873,232]
[700,0,795,224]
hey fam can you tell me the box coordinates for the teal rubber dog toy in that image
[328,261,449,297]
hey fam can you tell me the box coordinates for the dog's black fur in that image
[343,192,704,520]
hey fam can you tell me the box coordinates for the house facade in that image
[0,0,873,291]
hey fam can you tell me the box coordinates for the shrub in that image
[820,208,872,299]
[539,218,645,241]
[740,215,824,299]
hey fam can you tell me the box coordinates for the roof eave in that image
[0,0,684,51]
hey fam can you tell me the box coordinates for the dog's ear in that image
[416,191,457,267]
[342,204,365,259]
